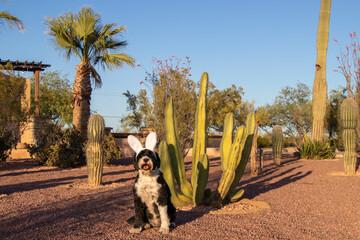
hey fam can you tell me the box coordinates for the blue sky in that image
[1,0,360,130]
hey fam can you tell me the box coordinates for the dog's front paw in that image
[159,227,170,234]
[144,223,152,230]
[129,227,142,234]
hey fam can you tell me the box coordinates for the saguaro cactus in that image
[340,98,358,175]
[272,125,283,166]
[86,114,105,186]
[312,0,332,141]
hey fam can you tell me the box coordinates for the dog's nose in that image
[143,158,149,163]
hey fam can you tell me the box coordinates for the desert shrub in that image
[298,139,334,160]
[102,134,122,165]
[0,128,18,162]
[28,123,86,168]
[257,135,270,148]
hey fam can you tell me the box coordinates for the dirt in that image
[1,154,360,239]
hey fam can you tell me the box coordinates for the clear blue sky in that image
[1,0,360,130]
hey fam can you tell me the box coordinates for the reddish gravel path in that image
[0,154,359,239]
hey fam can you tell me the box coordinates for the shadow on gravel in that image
[0,190,134,239]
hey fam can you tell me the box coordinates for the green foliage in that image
[0,128,17,162]
[297,138,334,160]
[0,71,27,126]
[208,84,253,133]
[45,6,135,87]
[257,135,270,148]
[30,71,73,126]
[0,10,24,32]
[266,82,312,141]
[102,134,122,164]
[326,87,346,146]
[28,123,85,168]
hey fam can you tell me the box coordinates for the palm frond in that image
[0,11,25,31]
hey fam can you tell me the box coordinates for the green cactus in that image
[165,98,193,198]
[191,72,209,204]
[212,112,255,207]
[272,125,283,166]
[86,114,105,186]
[159,141,193,206]
[159,72,254,207]
[312,0,332,141]
[340,98,358,175]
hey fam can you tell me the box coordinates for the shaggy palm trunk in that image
[72,62,92,138]
[312,0,331,141]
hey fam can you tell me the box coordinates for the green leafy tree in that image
[45,7,135,137]
[208,84,254,133]
[29,71,73,126]
[326,87,346,147]
[267,82,312,143]
[0,71,26,161]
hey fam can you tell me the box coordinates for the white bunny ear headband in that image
[127,132,157,155]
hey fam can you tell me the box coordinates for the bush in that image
[257,135,270,148]
[102,134,122,165]
[0,128,18,162]
[298,139,334,160]
[28,123,86,168]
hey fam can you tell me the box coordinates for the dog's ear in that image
[133,154,140,170]
[127,135,144,154]
[145,132,157,151]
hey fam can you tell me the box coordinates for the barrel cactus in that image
[272,125,283,166]
[340,98,358,175]
[86,114,105,186]
[159,72,255,208]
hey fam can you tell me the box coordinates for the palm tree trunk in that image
[72,62,92,138]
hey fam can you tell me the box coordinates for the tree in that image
[29,71,73,126]
[208,84,254,133]
[326,87,346,146]
[0,71,26,161]
[267,82,312,143]
[45,7,135,137]
[312,0,332,141]
[0,10,24,32]
[144,57,197,149]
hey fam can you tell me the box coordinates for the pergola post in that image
[34,69,40,115]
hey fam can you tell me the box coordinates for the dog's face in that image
[134,149,160,175]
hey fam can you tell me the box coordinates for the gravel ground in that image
[1,154,359,240]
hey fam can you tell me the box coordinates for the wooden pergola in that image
[0,59,51,115]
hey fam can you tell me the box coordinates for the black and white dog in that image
[127,132,176,234]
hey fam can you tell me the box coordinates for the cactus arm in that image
[165,98,193,198]
[191,72,209,191]
[193,154,209,205]
[220,113,233,171]
[86,114,105,186]
[228,189,245,203]
[212,125,245,206]
[159,141,193,206]
[227,112,255,196]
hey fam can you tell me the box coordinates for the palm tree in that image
[45,7,135,137]
[0,11,24,31]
